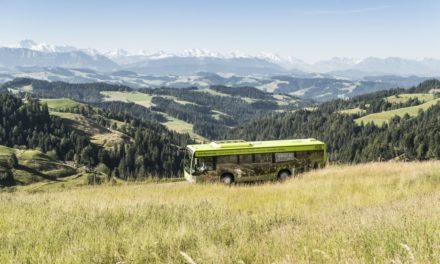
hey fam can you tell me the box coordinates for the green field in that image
[50,111,131,149]
[211,110,230,121]
[339,107,366,115]
[0,145,76,185]
[385,93,435,104]
[160,113,207,143]
[100,91,207,141]
[40,98,83,110]
[355,98,440,125]
[1,161,439,263]
[194,88,229,97]
[100,91,154,108]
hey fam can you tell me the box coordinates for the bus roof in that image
[187,138,325,157]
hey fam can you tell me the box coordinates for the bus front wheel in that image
[278,170,292,181]
[220,174,234,185]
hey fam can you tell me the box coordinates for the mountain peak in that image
[18,39,38,48]
[15,39,78,53]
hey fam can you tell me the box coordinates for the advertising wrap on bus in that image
[183,139,326,184]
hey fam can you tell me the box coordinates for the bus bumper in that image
[184,170,195,183]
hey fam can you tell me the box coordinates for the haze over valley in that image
[0,40,437,101]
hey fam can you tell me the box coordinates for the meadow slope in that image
[1,162,440,263]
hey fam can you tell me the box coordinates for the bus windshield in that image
[184,149,193,173]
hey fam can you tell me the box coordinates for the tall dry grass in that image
[1,161,440,263]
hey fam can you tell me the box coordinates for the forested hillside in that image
[1,78,439,187]
[228,80,440,162]
[3,78,131,102]
[2,78,311,140]
[0,93,191,186]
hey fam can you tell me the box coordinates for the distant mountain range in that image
[2,40,440,77]
[0,67,432,102]
[0,40,438,101]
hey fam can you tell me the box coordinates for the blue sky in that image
[1,0,439,62]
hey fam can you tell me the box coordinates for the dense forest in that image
[1,79,311,141]
[318,79,440,115]
[209,85,274,99]
[227,80,440,162]
[92,101,167,123]
[141,86,293,138]
[1,78,439,186]
[0,93,191,185]
[2,78,131,102]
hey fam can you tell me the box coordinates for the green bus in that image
[184,138,326,184]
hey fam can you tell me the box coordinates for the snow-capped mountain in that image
[2,40,440,77]
[1,40,118,71]
[14,39,77,53]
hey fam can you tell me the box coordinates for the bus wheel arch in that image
[220,173,234,185]
[277,169,292,181]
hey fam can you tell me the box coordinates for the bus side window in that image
[203,157,215,170]
[275,152,295,162]
[254,153,272,163]
[239,154,253,164]
[296,151,311,159]
[217,155,238,164]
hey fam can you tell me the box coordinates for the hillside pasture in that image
[355,98,440,125]
[50,111,131,149]
[0,145,76,186]
[100,91,154,108]
[1,161,440,263]
[385,93,435,104]
[160,113,207,143]
[339,107,366,115]
[40,98,83,110]
[100,91,207,141]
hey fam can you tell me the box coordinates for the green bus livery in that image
[184,138,326,184]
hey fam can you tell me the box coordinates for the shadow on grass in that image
[16,164,60,182]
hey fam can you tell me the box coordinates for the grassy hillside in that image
[50,111,131,149]
[160,113,207,142]
[101,91,153,108]
[100,91,209,141]
[355,98,440,125]
[40,98,83,110]
[385,93,435,104]
[338,107,366,115]
[1,161,439,263]
[0,145,76,186]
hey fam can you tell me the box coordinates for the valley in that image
[0,77,439,188]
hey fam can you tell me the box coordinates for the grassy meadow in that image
[100,91,154,108]
[40,98,83,110]
[339,107,367,115]
[1,161,440,263]
[385,93,435,104]
[355,98,440,125]
[0,145,76,185]
[99,91,207,141]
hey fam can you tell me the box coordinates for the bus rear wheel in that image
[278,170,292,181]
[220,174,234,185]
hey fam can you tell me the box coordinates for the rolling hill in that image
[0,68,432,101]
[1,78,313,141]
[1,78,440,188]
[1,161,439,263]
[0,145,76,186]
[355,97,440,125]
